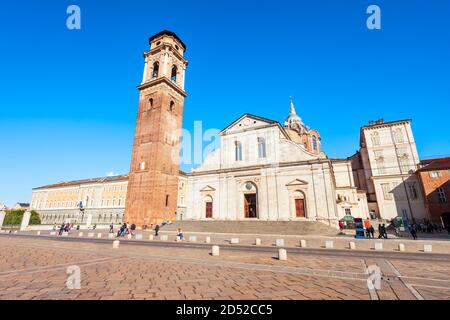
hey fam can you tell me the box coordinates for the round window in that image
[156,41,161,46]
[245,182,253,191]
[175,45,179,50]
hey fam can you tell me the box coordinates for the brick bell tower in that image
[125,30,188,226]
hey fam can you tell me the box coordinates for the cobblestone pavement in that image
[0,236,450,300]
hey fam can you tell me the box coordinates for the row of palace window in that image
[235,138,267,161]
[371,129,404,146]
[41,213,123,223]
[34,198,124,209]
[151,62,178,82]
[375,156,412,174]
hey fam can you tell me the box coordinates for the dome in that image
[284,97,305,133]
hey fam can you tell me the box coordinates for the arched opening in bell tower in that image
[171,65,178,81]
[152,62,159,78]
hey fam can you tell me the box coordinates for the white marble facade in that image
[184,106,369,225]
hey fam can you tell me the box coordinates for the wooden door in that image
[245,194,257,218]
[295,198,305,218]
[205,202,212,218]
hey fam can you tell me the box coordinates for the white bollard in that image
[108,233,115,239]
[349,241,356,250]
[62,232,68,237]
[424,244,432,253]
[112,240,120,249]
[14,230,18,234]
[398,243,405,252]
[278,249,287,261]
[50,231,56,236]
[160,235,168,241]
[255,238,261,246]
[189,236,197,242]
[325,240,334,249]
[97,233,102,238]
[300,240,307,248]
[211,245,220,256]
[275,239,285,247]
[127,234,132,239]
[148,234,154,240]
[230,238,239,244]
[374,242,383,251]
[176,236,182,242]
[88,232,95,238]
[37,231,41,236]
[205,236,211,243]
[135,234,143,240]
[78,232,83,237]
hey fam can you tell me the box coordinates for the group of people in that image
[114,222,163,238]
[54,223,73,235]
[115,222,137,237]
[412,221,445,234]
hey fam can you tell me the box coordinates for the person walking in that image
[154,224,160,236]
[381,224,388,239]
[109,223,114,233]
[176,228,184,240]
[364,219,372,238]
[410,224,418,240]
[369,225,375,238]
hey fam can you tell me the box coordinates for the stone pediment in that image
[200,185,216,192]
[220,114,277,135]
[285,179,308,187]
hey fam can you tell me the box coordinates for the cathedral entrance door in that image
[295,198,305,218]
[205,202,213,218]
[244,194,257,218]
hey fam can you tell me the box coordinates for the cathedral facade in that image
[182,100,369,225]
[30,31,429,227]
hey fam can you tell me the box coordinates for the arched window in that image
[312,135,318,151]
[235,141,242,161]
[152,62,159,78]
[149,98,153,109]
[171,65,177,81]
[169,101,175,112]
[393,129,404,143]
[165,194,169,207]
[257,137,266,158]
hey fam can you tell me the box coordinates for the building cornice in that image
[137,77,187,97]
[187,159,331,177]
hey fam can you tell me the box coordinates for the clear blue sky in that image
[0,0,449,206]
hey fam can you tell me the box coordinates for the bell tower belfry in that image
[125,30,188,226]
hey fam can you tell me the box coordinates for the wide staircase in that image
[161,220,338,236]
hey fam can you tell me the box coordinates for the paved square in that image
[1,235,450,300]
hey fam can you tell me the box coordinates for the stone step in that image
[159,221,337,236]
